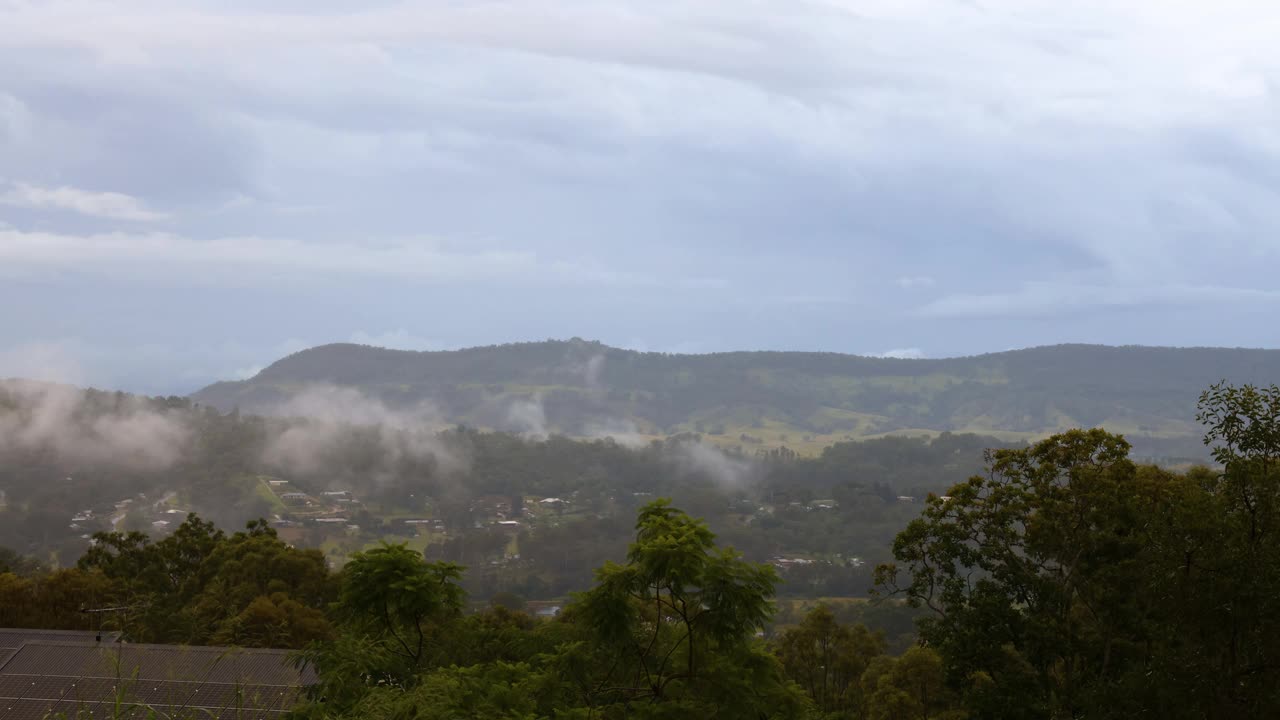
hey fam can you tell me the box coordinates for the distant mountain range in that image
[191,340,1280,459]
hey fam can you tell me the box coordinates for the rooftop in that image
[0,629,312,720]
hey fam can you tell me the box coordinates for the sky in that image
[2,0,1279,394]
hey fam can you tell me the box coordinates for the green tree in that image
[862,646,960,720]
[877,389,1280,719]
[79,515,333,647]
[337,542,465,668]
[573,498,808,718]
[775,604,886,716]
[294,541,466,716]
[875,429,1160,718]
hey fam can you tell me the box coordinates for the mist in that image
[503,395,549,439]
[0,379,191,471]
[257,383,465,478]
[673,439,758,491]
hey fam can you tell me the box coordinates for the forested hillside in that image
[194,339,1280,458]
[6,381,1280,718]
[0,379,1013,602]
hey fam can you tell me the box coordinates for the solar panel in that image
[57,676,130,704]
[0,697,75,720]
[200,649,302,686]
[0,630,115,647]
[0,673,40,699]
[0,633,312,718]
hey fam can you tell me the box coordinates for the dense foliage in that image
[875,382,1280,718]
[291,500,954,719]
[0,516,335,647]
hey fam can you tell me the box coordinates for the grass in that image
[251,476,289,515]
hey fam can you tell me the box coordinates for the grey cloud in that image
[0,0,1278,384]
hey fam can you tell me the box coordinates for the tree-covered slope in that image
[192,340,1280,457]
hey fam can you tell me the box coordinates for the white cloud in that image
[917,282,1280,319]
[896,276,935,289]
[0,93,32,144]
[872,348,926,359]
[0,227,677,288]
[0,182,167,221]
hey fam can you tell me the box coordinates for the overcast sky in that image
[2,0,1279,394]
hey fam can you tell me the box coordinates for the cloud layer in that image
[2,1,1279,392]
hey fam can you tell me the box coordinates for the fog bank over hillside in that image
[0,379,192,470]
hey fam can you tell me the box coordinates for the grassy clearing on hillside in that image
[254,476,288,509]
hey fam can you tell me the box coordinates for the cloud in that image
[873,348,926,359]
[258,383,464,476]
[673,440,756,491]
[1,0,1280,377]
[0,181,167,221]
[917,282,1280,319]
[896,276,935,289]
[582,418,648,448]
[0,93,32,144]
[504,396,549,439]
[0,227,675,288]
[0,379,192,471]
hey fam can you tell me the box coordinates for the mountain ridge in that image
[192,340,1280,458]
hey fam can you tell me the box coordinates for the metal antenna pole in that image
[81,604,143,642]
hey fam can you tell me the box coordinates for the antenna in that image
[81,603,145,642]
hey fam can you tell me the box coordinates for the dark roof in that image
[0,630,121,681]
[0,628,119,652]
[0,632,311,720]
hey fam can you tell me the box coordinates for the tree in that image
[1179,382,1280,715]
[875,429,1161,718]
[862,646,960,720]
[337,543,464,672]
[489,590,527,613]
[0,546,43,576]
[79,514,332,647]
[775,604,886,716]
[876,388,1280,719]
[573,498,809,717]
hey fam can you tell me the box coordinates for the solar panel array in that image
[0,631,311,720]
